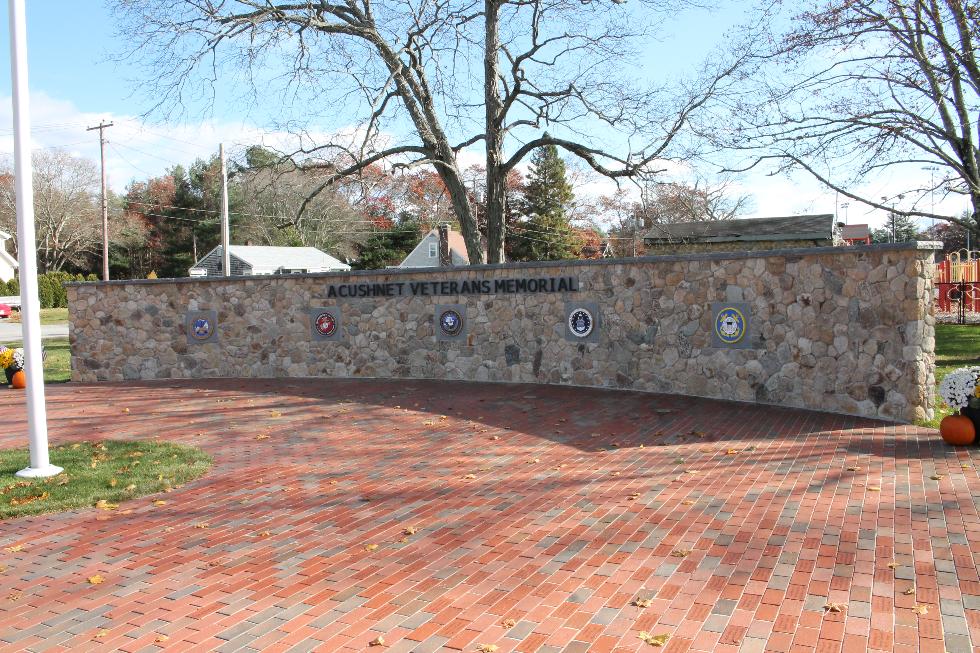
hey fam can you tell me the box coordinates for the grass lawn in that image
[7,307,68,325]
[0,337,71,383]
[0,440,211,520]
[923,323,980,429]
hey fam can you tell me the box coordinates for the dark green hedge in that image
[0,273,97,308]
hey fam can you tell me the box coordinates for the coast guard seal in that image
[714,307,746,345]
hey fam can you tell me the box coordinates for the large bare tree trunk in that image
[484,0,506,264]
[435,150,485,264]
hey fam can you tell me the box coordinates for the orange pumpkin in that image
[940,414,976,446]
[10,370,26,390]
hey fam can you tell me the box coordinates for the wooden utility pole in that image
[87,120,113,281]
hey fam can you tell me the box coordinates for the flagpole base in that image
[15,465,63,478]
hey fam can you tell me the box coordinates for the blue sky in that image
[0,1,948,229]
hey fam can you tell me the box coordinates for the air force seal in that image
[439,309,463,336]
[714,307,746,345]
[191,317,213,341]
[567,308,594,338]
[314,311,337,337]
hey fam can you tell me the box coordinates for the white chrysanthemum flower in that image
[940,367,980,410]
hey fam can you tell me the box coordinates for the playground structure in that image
[936,250,980,321]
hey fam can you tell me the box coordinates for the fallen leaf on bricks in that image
[627,493,642,501]
[255,434,270,440]
[369,635,385,646]
[726,449,739,455]
[257,531,271,538]
[501,618,516,628]
[846,466,861,472]
[671,549,691,558]
[476,645,499,653]
[402,527,419,535]
[87,575,105,585]
[364,544,379,552]
[93,629,109,639]
[463,474,477,480]
[682,500,695,505]
[7,593,21,601]
[913,604,929,615]
[823,602,847,613]
[930,474,943,480]
[490,435,500,441]
[122,408,130,414]
[632,598,653,608]
[903,587,915,595]
[194,522,209,529]
[155,634,169,643]
[867,486,881,492]
[638,632,670,646]
[269,411,282,418]
[528,458,540,464]
[95,500,118,511]
[887,562,900,569]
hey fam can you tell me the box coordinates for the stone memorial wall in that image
[67,242,939,422]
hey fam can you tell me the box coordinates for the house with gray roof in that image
[398,227,472,268]
[189,245,350,277]
[643,214,840,255]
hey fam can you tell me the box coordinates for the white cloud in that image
[0,92,968,233]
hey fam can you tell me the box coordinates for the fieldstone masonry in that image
[67,242,940,422]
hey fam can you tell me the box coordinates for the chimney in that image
[438,224,451,267]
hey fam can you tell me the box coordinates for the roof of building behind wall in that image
[195,245,351,272]
[644,214,836,244]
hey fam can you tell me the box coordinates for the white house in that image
[189,245,351,277]
[398,227,472,268]
[0,231,17,283]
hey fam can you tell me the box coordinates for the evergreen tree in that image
[353,217,423,270]
[509,143,579,261]
[871,212,921,244]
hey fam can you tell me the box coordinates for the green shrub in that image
[36,274,54,308]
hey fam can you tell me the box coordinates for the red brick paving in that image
[0,379,978,653]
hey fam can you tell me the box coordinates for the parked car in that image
[0,303,10,319]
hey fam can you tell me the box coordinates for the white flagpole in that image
[9,0,61,478]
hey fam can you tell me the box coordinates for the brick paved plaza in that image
[1,379,978,652]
